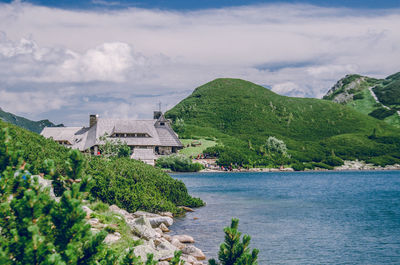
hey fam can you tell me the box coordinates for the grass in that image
[349,88,377,114]
[179,138,217,157]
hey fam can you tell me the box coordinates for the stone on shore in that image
[171,237,186,249]
[148,216,174,228]
[104,232,121,244]
[178,206,195,212]
[173,234,195,243]
[129,216,158,240]
[182,245,206,260]
[159,223,169,232]
[82,205,93,219]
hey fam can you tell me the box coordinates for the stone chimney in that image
[89,114,98,127]
[153,111,162,120]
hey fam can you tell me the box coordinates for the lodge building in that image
[40,111,183,165]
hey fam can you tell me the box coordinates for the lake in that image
[170,171,400,264]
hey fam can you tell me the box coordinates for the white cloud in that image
[0,2,400,124]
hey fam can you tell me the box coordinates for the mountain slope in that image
[166,78,400,166]
[323,73,400,127]
[0,107,63,133]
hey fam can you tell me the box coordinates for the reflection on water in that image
[171,171,400,264]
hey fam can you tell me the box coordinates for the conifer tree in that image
[208,219,259,265]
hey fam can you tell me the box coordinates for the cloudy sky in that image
[1,0,400,125]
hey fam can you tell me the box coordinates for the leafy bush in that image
[366,155,400,167]
[89,156,204,214]
[324,156,344,167]
[353,93,364,100]
[311,162,333,170]
[292,163,305,171]
[368,108,396,120]
[156,154,204,172]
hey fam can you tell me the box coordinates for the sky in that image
[0,0,400,125]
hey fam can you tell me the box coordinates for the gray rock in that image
[148,216,173,228]
[82,205,93,218]
[133,211,161,218]
[157,240,178,252]
[88,218,100,226]
[133,245,158,262]
[159,212,173,218]
[129,216,158,240]
[182,245,206,261]
[104,232,121,244]
[159,223,169,232]
[171,237,185,250]
[173,234,195,243]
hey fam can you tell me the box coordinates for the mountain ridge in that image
[323,72,400,127]
[0,108,64,133]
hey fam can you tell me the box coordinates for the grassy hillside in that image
[323,73,400,127]
[166,78,400,167]
[0,119,203,214]
[0,107,63,133]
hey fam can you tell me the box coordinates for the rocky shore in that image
[197,159,400,173]
[83,204,206,265]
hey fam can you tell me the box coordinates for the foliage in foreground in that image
[0,120,204,215]
[0,128,185,264]
[208,219,259,265]
[156,154,204,172]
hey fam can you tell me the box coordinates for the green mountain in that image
[323,73,400,127]
[0,107,63,133]
[166,78,400,167]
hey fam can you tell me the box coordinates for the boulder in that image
[162,234,172,242]
[171,237,185,250]
[148,216,174,228]
[104,232,121,244]
[182,246,206,261]
[109,205,134,221]
[88,218,100,226]
[157,240,178,253]
[181,254,198,264]
[159,212,173,218]
[133,245,158,262]
[172,235,195,243]
[159,223,169,233]
[178,206,195,212]
[82,205,93,219]
[129,216,158,240]
[133,211,161,218]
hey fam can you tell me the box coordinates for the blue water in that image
[170,171,400,264]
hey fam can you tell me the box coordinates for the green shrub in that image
[353,93,364,100]
[208,219,259,265]
[366,155,400,167]
[311,162,333,170]
[368,108,396,120]
[156,154,204,172]
[292,163,305,171]
[324,156,344,167]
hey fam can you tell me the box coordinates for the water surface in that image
[171,171,400,264]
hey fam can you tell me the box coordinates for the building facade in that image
[40,112,183,165]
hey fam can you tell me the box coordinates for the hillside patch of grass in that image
[179,138,217,157]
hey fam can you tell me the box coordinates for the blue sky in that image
[0,0,400,125]
[2,0,400,10]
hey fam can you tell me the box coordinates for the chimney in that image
[90,114,98,127]
[153,111,162,120]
